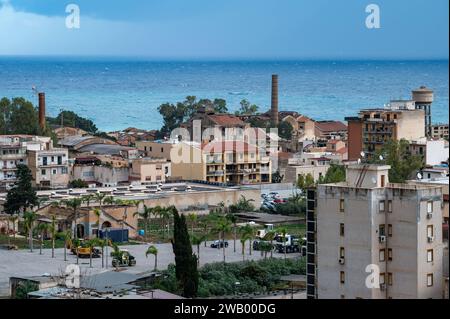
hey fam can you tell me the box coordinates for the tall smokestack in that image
[38,92,46,131]
[271,74,279,126]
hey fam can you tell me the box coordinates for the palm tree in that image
[86,239,99,268]
[97,238,108,268]
[239,235,250,262]
[215,217,232,263]
[187,213,197,237]
[158,207,172,239]
[82,194,95,207]
[240,224,255,256]
[133,205,152,240]
[94,192,107,207]
[263,231,276,259]
[191,234,207,266]
[9,214,19,245]
[226,213,238,253]
[64,198,83,240]
[145,245,158,271]
[37,223,49,255]
[277,227,288,260]
[49,216,57,258]
[259,241,273,259]
[103,196,115,206]
[23,211,37,252]
[63,229,72,262]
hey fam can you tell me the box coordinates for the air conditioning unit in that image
[379,236,386,243]
[380,283,386,291]
[427,213,433,219]
[427,236,434,243]
[339,258,345,265]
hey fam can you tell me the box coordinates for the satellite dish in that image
[357,159,361,164]
[372,177,377,184]
[360,151,365,158]
[417,173,423,180]
[379,155,384,161]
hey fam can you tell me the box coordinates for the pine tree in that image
[4,164,38,214]
[171,206,199,298]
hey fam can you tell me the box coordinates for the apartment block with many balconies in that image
[27,148,70,189]
[307,164,444,299]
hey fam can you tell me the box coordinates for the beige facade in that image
[129,158,171,183]
[314,164,444,299]
[28,148,70,189]
[170,141,272,185]
[431,124,449,140]
[136,140,174,159]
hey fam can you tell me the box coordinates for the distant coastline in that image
[0,58,448,132]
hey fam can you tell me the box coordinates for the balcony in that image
[207,170,225,176]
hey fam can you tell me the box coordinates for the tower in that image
[412,86,434,139]
[38,92,46,131]
[271,74,279,126]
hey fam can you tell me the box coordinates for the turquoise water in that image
[0,57,448,131]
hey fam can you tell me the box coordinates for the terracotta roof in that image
[202,141,257,153]
[207,114,246,126]
[315,121,348,133]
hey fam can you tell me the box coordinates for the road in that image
[0,240,300,297]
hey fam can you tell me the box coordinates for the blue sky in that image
[0,0,448,59]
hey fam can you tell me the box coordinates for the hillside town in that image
[0,75,448,300]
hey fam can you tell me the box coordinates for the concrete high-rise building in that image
[307,164,444,299]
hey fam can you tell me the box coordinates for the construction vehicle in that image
[256,224,275,239]
[111,249,136,267]
[274,234,304,254]
[67,239,101,259]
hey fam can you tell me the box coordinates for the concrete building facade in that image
[308,164,444,299]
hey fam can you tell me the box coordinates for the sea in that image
[0,57,448,132]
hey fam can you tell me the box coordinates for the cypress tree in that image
[171,206,199,298]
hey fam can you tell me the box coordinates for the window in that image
[379,249,386,262]
[161,148,164,153]
[62,167,68,174]
[380,273,386,285]
[41,169,46,175]
[381,175,386,187]
[340,247,345,258]
[427,201,433,214]
[388,224,393,237]
[427,274,434,287]
[339,199,345,213]
[340,271,345,284]
[379,200,385,213]
[388,249,393,261]
[52,169,57,175]
[388,273,393,286]
[427,226,434,238]
[340,223,345,237]
[379,224,386,236]
[427,250,434,263]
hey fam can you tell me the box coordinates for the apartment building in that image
[307,164,444,299]
[27,148,70,189]
[431,124,449,140]
[129,158,171,184]
[71,156,130,187]
[346,100,426,160]
[408,139,449,166]
[170,141,271,185]
[0,135,53,191]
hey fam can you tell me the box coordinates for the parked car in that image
[210,240,229,248]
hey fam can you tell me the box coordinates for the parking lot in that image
[0,240,300,297]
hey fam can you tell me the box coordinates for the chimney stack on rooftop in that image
[271,74,279,126]
[38,92,46,131]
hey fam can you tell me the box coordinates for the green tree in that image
[146,245,159,271]
[172,207,199,298]
[240,224,256,257]
[134,205,152,240]
[318,164,346,184]
[23,211,37,252]
[235,99,259,115]
[214,217,232,263]
[49,216,57,258]
[8,98,40,135]
[370,139,423,183]
[296,173,315,192]
[4,165,38,215]
[229,196,255,214]
[226,213,238,253]
[63,198,83,240]
[63,229,72,262]
[191,234,207,266]
[271,170,284,183]
[47,110,98,133]
[37,223,49,255]
[278,121,294,139]
[70,179,89,189]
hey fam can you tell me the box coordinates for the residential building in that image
[71,156,130,187]
[409,139,449,166]
[307,164,444,299]
[129,158,171,184]
[346,100,426,160]
[170,141,271,185]
[431,124,449,140]
[27,147,70,189]
[314,121,348,141]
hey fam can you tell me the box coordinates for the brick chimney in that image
[271,74,279,126]
[38,92,46,131]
